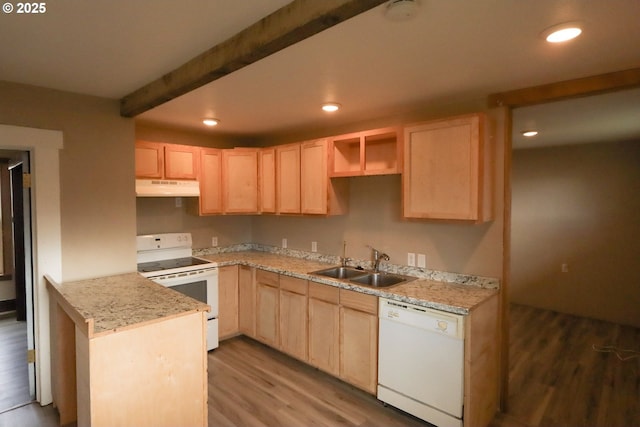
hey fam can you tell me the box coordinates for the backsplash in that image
[194,244,500,289]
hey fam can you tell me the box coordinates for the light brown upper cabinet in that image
[135,141,199,180]
[301,139,349,215]
[259,148,276,214]
[197,148,223,215]
[276,143,301,214]
[222,148,259,214]
[402,113,493,222]
[329,127,401,177]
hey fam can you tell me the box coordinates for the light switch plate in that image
[417,253,426,268]
[407,253,416,266]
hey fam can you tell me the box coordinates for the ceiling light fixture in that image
[202,118,219,127]
[522,130,539,137]
[322,103,341,112]
[542,22,583,43]
[384,0,419,21]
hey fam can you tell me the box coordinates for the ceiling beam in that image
[120,0,388,117]
[488,67,640,108]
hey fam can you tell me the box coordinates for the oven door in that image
[151,267,218,318]
[148,267,219,351]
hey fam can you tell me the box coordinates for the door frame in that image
[488,67,640,410]
[0,124,63,406]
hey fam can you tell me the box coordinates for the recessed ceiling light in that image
[522,130,539,137]
[202,118,219,126]
[322,103,341,112]
[542,22,583,43]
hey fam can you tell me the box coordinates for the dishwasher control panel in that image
[379,298,464,339]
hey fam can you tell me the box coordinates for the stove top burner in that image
[137,257,210,273]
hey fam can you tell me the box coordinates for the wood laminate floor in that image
[2,304,638,427]
[207,336,428,427]
[0,315,31,413]
[490,304,640,427]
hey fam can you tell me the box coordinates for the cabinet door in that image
[301,139,328,214]
[135,141,164,178]
[218,265,239,340]
[339,306,378,394]
[259,148,276,213]
[223,148,259,213]
[276,143,301,213]
[238,266,256,337]
[164,144,199,179]
[403,113,489,221]
[308,297,340,376]
[255,270,279,347]
[198,148,223,214]
[279,289,308,361]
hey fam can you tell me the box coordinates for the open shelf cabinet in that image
[329,127,401,177]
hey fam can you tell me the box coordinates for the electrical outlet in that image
[407,253,416,266]
[311,241,318,252]
[282,238,288,248]
[212,236,218,247]
[417,253,426,268]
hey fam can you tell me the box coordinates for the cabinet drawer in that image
[309,282,340,304]
[340,289,377,315]
[256,269,279,287]
[280,275,308,295]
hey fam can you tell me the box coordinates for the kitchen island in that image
[46,273,209,427]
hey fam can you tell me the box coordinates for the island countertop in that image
[46,272,210,338]
[197,251,498,315]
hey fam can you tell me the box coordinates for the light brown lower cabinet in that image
[308,282,340,377]
[339,289,378,394]
[218,265,239,339]
[238,265,256,337]
[255,270,280,347]
[278,275,308,361]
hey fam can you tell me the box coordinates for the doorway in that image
[0,151,35,413]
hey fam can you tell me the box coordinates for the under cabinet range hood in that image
[135,179,200,197]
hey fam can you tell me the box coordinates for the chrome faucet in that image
[340,240,351,267]
[371,247,390,272]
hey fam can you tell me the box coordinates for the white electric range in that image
[136,233,218,351]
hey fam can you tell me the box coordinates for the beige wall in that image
[510,140,640,327]
[136,122,241,149]
[252,173,503,277]
[136,197,253,248]
[0,81,136,281]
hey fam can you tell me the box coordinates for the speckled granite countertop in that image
[198,251,498,315]
[46,273,210,338]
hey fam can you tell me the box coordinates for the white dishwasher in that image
[377,298,465,427]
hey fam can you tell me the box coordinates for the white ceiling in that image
[1,0,639,144]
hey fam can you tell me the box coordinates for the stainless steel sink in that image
[349,272,413,288]
[310,266,367,280]
[310,266,415,288]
